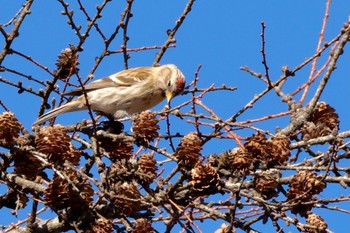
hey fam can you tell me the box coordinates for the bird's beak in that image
[166,91,173,103]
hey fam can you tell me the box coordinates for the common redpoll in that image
[33,64,185,125]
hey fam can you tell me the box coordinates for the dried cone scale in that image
[3,188,29,210]
[107,160,133,183]
[14,134,44,180]
[287,171,326,199]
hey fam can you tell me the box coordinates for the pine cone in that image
[132,218,155,233]
[312,102,339,132]
[16,134,33,147]
[107,160,135,184]
[253,170,279,200]
[67,143,81,166]
[245,133,290,166]
[191,163,221,195]
[175,132,202,170]
[287,171,326,199]
[87,218,113,233]
[302,102,339,140]
[269,136,290,165]
[45,168,93,214]
[287,171,326,216]
[244,132,269,165]
[221,148,254,174]
[110,182,142,216]
[55,46,79,81]
[99,137,133,161]
[132,110,160,142]
[305,213,328,233]
[13,149,43,180]
[137,153,157,186]
[0,111,22,147]
[214,223,236,233]
[2,188,28,210]
[301,122,322,141]
[35,125,80,165]
[14,133,44,180]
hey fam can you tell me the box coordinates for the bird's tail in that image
[33,101,83,126]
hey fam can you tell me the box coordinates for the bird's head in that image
[158,64,186,104]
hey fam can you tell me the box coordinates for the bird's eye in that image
[167,81,171,87]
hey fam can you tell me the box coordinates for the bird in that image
[33,64,185,125]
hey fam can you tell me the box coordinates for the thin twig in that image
[300,0,332,104]
[260,21,271,87]
[153,0,196,65]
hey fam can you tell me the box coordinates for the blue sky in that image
[1,1,350,232]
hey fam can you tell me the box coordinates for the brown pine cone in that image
[245,133,290,166]
[253,170,280,200]
[302,102,339,140]
[99,137,133,161]
[45,168,93,214]
[244,132,269,165]
[0,111,22,147]
[132,110,160,142]
[13,149,43,180]
[312,102,339,133]
[110,182,142,216]
[287,171,326,199]
[137,153,157,186]
[107,160,134,184]
[1,188,29,210]
[35,125,80,165]
[269,136,290,165]
[286,171,326,216]
[131,218,155,233]
[86,218,113,233]
[191,163,221,195]
[55,46,79,81]
[221,148,254,174]
[305,213,328,233]
[175,132,202,170]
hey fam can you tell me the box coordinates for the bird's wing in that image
[64,67,154,96]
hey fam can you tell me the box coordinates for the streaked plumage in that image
[33,64,185,125]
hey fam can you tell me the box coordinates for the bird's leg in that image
[96,112,124,134]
